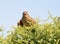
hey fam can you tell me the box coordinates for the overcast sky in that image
[0,0,60,37]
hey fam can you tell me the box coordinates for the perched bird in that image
[17,11,36,26]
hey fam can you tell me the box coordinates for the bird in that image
[17,11,36,27]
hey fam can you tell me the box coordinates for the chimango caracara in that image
[17,11,36,26]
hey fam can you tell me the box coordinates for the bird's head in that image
[23,11,29,18]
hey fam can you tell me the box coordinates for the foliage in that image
[0,16,60,44]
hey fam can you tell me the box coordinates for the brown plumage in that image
[17,20,23,26]
[17,11,36,26]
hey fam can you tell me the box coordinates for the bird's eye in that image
[25,14,26,15]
